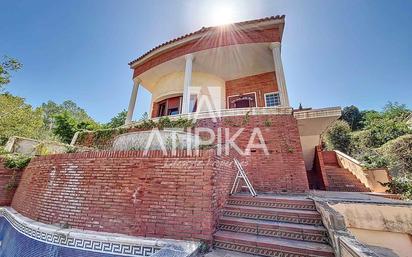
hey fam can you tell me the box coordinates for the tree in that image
[361,103,411,147]
[106,110,127,128]
[0,93,44,145]
[40,100,61,130]
[0,56,22,89]
[341,105,362,130]
[323,120,352,153]
[41,100,100,134]
[52,112,79,144]
[52,111,100,144]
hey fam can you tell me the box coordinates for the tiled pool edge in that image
[0,207,200,257]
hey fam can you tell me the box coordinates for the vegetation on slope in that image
[323,103,412,199]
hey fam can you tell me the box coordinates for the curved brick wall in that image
[75,114,308,193]
[11,150,236,241]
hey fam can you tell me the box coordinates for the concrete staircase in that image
[323,152,370,192]
[213,195,334,257]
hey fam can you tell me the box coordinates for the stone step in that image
[328,186,370,192]
[327,176,363,181]
[325,170,355,175]
[218,216,329,243]
[227,195,316,211]
[223,205,323,225]
[327,180,365,186]
[327,181,366,187]
[214,231,334,257]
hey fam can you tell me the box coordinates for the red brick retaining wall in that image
[0,159,23,206]
[310,146,329,190]
[75,114,308,193]
[11,150,236,241]
[322,151,338,166]
[197,114,308,193]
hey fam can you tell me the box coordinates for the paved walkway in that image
[309,190,408,204]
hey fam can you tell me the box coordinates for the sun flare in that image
[209,3,237,26]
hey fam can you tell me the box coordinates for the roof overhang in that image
[294,107,342,137]
[139,42,276,93]
[128,16,285,69]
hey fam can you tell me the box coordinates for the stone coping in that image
[31,148,215,160]
[308,190,412,206]
[123,107,293,129]
[293,107,342,120]
[0,207,200,257]
[310,199,379,257]
[123,106,342,129]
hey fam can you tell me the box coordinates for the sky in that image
[1,0,411,123]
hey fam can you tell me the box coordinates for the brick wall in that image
[75,114,308,193]
[0,159,23,206]
[196,114,308,193]
[225,72,278,108]
[322,151,338,166]
[11,150,236,241]
[310,146,328,190]
[133,27,281,77]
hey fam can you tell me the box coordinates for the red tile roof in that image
[128,15,285,67]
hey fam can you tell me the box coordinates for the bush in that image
[382,176,412,200]
[0,146,9,155]
[75,117,195,149]
[361,103,411,148]
[323,120,352,153]
[379,134,412,177]
[3,155,31,169]
[359,149,389,169]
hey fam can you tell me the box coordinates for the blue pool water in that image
[0,217,133,257]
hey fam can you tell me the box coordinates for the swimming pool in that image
[0,208,198,257]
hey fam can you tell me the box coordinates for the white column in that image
[270,42,290,107]
[181,54,194,114]
[125,77,141,125]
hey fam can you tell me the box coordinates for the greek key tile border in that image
[0,208,163,256]
[227,199,317,210]
[223,210,322,225]
[218,223,328,243]
[214,240,315,257]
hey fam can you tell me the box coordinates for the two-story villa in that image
[124,15,341,173]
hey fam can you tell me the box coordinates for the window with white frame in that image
[264,92,281,107]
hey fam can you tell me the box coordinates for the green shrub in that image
[359,149,389,169]
[361,103,411,148]
[379,134,412,177]
[3,155,31,169]
[323,120,352,153]
[381,176,412,200]
[0,146,9,155]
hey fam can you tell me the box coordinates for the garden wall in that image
[75,114,308,193]
[197,114,309,193]
[0,159,23,206]
[11,150,236,241]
